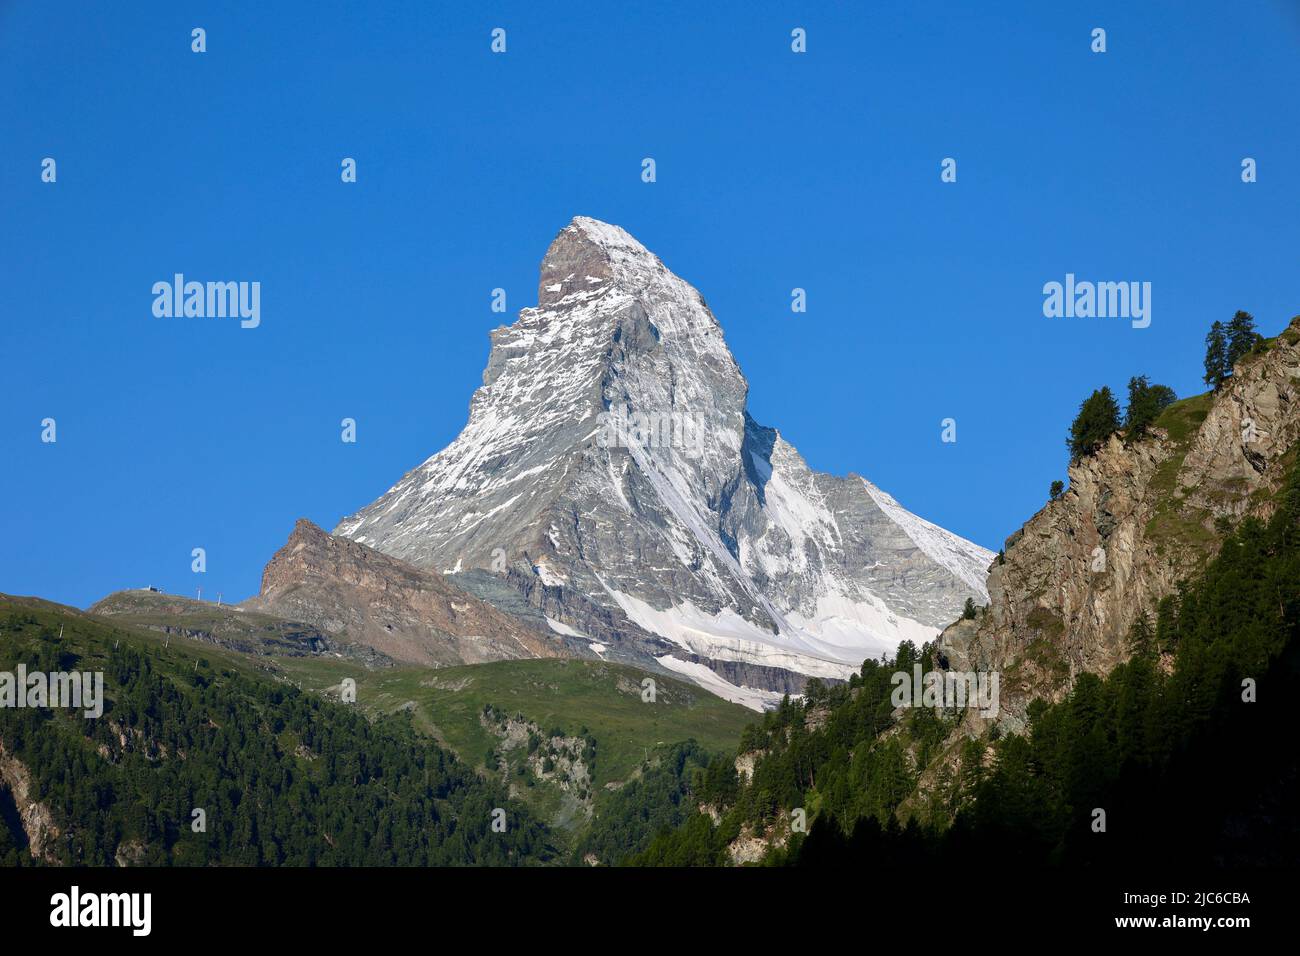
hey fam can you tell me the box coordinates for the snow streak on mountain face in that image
[336,217,993,707]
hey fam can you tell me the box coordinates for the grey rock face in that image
[337,217,992,707]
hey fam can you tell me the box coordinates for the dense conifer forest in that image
[0,611,549,866]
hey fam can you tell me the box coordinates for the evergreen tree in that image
[1124,375,1176,438]
[1126,610,1156,660]
[1049,480,1064,501]
[1154,592,1180,655]
[962,597,977,620]
[1203,320,1230,387]
[1225,309,1260,368]
[1067,387,1121,461]
[802,677,827,705]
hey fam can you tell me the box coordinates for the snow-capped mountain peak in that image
[336,217,992,708]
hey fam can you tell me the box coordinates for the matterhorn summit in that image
[336,217,993,708]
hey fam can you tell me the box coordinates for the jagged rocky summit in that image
[334,217,993,708]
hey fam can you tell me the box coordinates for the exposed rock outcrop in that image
[0,741,60,863]
[242,519,579,667]
[939,318,1300,732]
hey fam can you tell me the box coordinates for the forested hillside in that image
[627,444,1300,867]
[0,600,549,866]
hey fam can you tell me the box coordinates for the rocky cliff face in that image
[335,217,992,705]
[242,519,577,667]
[0,741,59,863]
[939,319,1300,731]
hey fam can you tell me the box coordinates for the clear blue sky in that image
[3,1,1298,609]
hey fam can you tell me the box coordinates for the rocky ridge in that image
[939,318,1300,731]
[241,519,580,667]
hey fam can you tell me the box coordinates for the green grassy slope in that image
[346,659,752,784]
[269,653,754,837]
